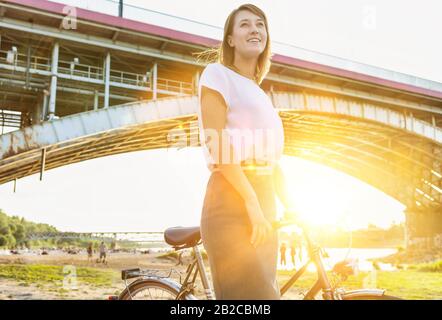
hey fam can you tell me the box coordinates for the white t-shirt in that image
[197,62,285,172]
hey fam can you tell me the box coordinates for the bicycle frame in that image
[276,222,388,300]
[176,225,335,300]
[121,221,388,300]
[175,243,216,300]
[279,240,333,299]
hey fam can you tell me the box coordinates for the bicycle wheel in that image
[118,278,195,300]
[343,294,403,300]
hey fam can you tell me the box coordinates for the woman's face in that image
[227,10,268,60]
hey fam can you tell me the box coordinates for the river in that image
[278,247,398,272]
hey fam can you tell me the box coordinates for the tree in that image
[5,233,15,249]
[0,210,59,248]
[0,213,9,235]
[0,235,7,247]
[13,224,26,245]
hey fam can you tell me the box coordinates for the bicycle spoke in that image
[126,283,179,300]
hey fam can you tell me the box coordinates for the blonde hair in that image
[194,4,273,85]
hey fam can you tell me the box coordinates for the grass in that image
[277,269,442,300]
[1,263,441,300]
[411,260,442,272]
[0,264,119,288]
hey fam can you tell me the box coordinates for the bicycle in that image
[115,220,402,300]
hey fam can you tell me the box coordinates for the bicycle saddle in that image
[164,226,201,247]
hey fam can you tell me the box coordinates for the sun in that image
[277,156,406,231]
[286,179,350,226]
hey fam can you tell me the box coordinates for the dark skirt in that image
[200,168,280,300]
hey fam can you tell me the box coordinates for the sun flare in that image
[278,156,405,231]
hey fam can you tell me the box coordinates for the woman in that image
[197,4,294,300]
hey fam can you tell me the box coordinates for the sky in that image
[1,0,440,232]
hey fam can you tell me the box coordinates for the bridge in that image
[26,231,163,242]
[0,0,441,245]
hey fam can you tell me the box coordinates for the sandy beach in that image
[0,250,188,300]
[0,249,308,300]
[2,248,439,300]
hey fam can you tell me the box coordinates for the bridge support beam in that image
[29,96,41,126]
[48,42,59,120]
[193,70,200,95]
[152,62,157,100]
[104,52,111,109]
[94,90,99,111]
[404,206,442,249]
[41,90,49,122]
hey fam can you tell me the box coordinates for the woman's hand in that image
[245,198,273,248]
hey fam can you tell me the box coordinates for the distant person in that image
[280,242,287,267]
[87,243,93,262]
[297,236,303,263]
[290,242,296,269]
[99,242,107,264]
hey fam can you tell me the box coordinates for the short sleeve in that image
[198,63,230,109]
[197,63,231,172]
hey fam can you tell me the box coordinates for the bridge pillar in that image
[104,52,111,108]
[31,96,42,125]
[405,206,442,249]
[48,42,59,120]
[193,70,200,95]
[41,89,49,121]
[33,88,50,125]
[94,90,99,111]
[118,0,123,17]
[152,62,157,100]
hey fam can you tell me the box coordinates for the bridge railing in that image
[109,70,150,88]
[0,49,191,94]
[26,231,165,241]
[157,77,193,95]
[0,109,21,129]
[58,60,103,80]
[0,49,51,72]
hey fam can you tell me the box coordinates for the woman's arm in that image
[200,86,272,247]
[200,86,257,202]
